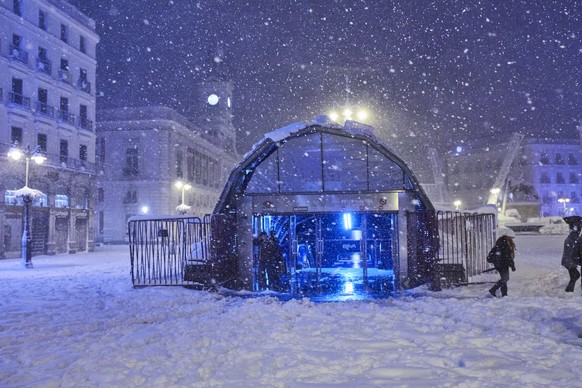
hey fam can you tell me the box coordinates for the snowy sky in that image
[77,0,581,160]
[2,234,582,386]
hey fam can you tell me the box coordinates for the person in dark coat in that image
[256,230,286,291]
[256,231,272,291]
[562,227,582,292]
[488,231,517,297]
[267,229,287,292]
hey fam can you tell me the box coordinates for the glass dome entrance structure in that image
[210,119,438,299]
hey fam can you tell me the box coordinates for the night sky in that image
[76,0,581,162]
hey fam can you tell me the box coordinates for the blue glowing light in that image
[344,281,354,294]
[343,213,352,230]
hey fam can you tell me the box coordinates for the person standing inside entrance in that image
[256,231,271,291]
[488,230,517,297]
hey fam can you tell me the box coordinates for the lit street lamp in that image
[558,197,570,215]
[327,75,370,124]
[175,181,192,215]
[453,200,462,211]
[7,143,46,268]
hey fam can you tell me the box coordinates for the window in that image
[97,138,105,165]
[123,190,138,204]
[33,193,48,207]
[124,147,139,176]
[60,96,68,112]
[11,127,23,144]
[540,152,549,165]
[80,36,86,53]
[37,47,50,74]
[37,134,47,152]
[98,211,104,234]
[540,173,550,184]
[59,97,70,122]
[187,148,195,182]
[570,172,579,184]
[176,150,183,178]
[78,69,90,92]
[568,153,577,165]
[97,188,104,203]
[79,145,88,161]
[555,153,564,165]
[60,58,69,71]
[55,194,69,208]
[79,104,88,128]
[60,24,67,43]
[5,190,19,205]
[13,0,22,16]
[39,10,47,30]
[60,139,68,163]
[11,77,23,104]
[37,88,50,115]
[556,172,565,184]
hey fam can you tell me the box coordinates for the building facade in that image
[95,106,238,243]
[0,0,99,258]
[444,136,582,219]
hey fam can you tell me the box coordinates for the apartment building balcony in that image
[8,91,31,109]
[35,101,55,118]
[36,57,53,76]
[77,79,91,94]
[57,110,76,125]
[9,45,28,64]
[78,117,94,131]
[58,69,72,84]
[58,154,96,173]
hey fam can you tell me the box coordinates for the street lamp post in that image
[7,143,46,268]
[327,75,370,124]
[175,181,192,215]
[453,200,462,211]
[558,197,570,215]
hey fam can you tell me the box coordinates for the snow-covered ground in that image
[1,234,581,387]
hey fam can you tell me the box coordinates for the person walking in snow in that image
[488,230,517,297]
[562,216,582,293]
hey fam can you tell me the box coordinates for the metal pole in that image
[181,187,185,204]
[22,195,33,268]
[25,157,30,187]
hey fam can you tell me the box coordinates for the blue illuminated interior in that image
[253,212,396,300]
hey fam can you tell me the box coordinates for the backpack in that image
[487,246,500,265]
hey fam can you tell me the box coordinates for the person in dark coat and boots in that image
[488,230,517,297]
[562,216,582,292]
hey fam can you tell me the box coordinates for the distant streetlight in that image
[328,103,370,124]
[175,181,192,215]
[558,197,570,214]
[7,143,46,268]
[327,75,370,124]
[453,200,462,211]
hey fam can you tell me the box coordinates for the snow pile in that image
[1,235,582,386]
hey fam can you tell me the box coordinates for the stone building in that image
[95,104,238,243]
[445,136,582,218]
[0,0,98,258]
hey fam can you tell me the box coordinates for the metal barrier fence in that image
[128,216,211,287]
[435,211,496,286]
[128,211,496,289]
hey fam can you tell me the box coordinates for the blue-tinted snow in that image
[1,234,582,386]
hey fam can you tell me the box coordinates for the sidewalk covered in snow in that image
[1,234,582,386]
